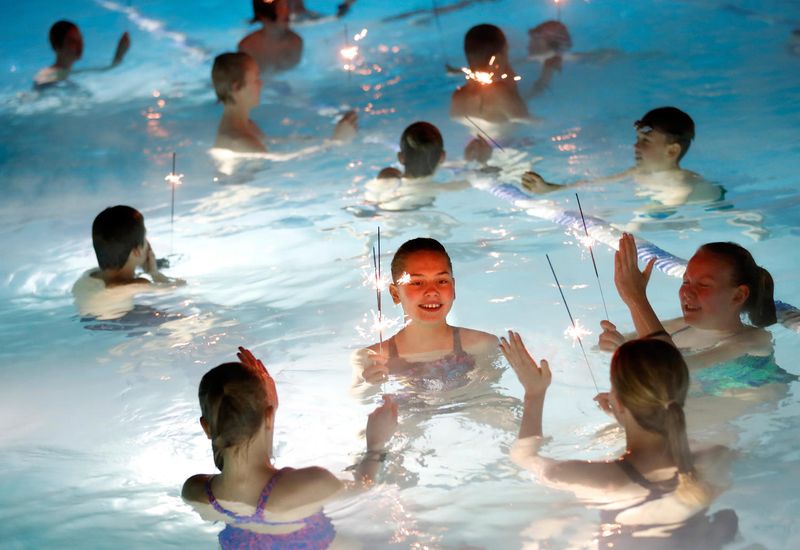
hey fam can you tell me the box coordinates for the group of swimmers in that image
[47,1,796,547]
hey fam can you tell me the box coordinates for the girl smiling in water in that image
[352,238,498,391]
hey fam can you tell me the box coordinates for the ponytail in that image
[663,402,713,507]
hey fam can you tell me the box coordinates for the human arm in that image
[526,55,562,98]
[349,395,398,487]
[464,136,493,164]
[112,32,131,66]
[521,167,635,194]
[144,241,185,285]
[331,110,358,143]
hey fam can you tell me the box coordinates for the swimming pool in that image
[1,0,799,547]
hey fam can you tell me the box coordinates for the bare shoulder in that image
[182,474,212,503]
[457,327,499,354]
[269,467,343,511]
[545,459,628,489]
[741,326,773,352]
[238,31,261,53]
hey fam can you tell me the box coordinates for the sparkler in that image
[545,253,599,393]
[575,194,609,319]
[555,0,563,22]
[164,152,184,253]
[465,116,505,152]
[371,227,384,353]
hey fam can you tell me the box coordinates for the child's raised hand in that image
[332,110,358,143]
[112,32,131,66]
[238,347,278,405]
[614,232,655,305]
[593,392,614,416]
[500,330,551,398]
[362,349,389,384]
[366,395,398,451]
[598,320,625,352]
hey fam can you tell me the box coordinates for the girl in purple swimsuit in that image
[352,237,498,394]
[183,347,398,549]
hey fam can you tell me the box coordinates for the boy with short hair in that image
[366,121,468,211]
[34,20,130,89]
[522,107,721,207]
[211,52,358,155]
[73,206,179,320]
[450,24,530,125]
[238,0,303,75]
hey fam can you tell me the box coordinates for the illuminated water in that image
[1,0,799,547]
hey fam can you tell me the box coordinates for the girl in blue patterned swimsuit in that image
[352,238,498,395]
[183,347,398,549]
[600,234,795,396]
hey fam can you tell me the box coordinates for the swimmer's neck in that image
[215,442,277,492]
[221,103,255,128]
[395,321,453,351]
[259,20,292,37]
[93,265,139,287]
[634,163,682,176]
[624,422,673,467]
[52,53,77,72]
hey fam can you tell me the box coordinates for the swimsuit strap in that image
[617,460,677,494]
[388,337,400,359]
[256,468,286,514]
[452,327,464,354]
[205,476,243,521]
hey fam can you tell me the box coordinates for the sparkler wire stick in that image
[344,24,352,82]
[545,254,599,393]
[465,116,505,152]
[575,193,609,319]
[372,244,383,353]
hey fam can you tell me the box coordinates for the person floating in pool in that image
[351,238,498,392]
[501,334,738,548]
[600,233,795,406]
[72,205,182,320]
[238,0,302,75]
[34,20,130,89]
[365,122,470,211]
[183,347,398,549]
[211,52,357,154]
[450,24,532,127]
[524,20,572,98]
[521,107,723,208]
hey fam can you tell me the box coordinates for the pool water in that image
[1,0,799,548]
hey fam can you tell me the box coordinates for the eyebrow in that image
[408,272,452,277]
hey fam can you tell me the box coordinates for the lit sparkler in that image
[564,318,592,346]
[575,193,609,319]
[555,0,563,21]
[545,253,600,393]
[395,272,412,286]
[164,152,183,253]
[371,227,384,352]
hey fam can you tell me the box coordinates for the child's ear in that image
[666,142,681,160]
[733,284,750,307]
[389,283,401,305]
[200,416,211,439]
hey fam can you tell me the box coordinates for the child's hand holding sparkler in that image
[593,391,614,416]
[361,349,389,384]
[598,319,626,352]
[499,331,552,399]
[112,32,131,67]
[331,110,359,143]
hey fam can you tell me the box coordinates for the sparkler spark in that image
[564,318,592,346]
[164,173,184,186]
[355,310,407,341]
[395,272,412,286]
[340,46,359,61]
[353,28,368,41]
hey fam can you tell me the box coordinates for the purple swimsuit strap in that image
[205,468,300,524]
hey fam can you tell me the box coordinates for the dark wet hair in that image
[635,107,695,161]
[698,242,776,327]
[92,205,146,271]
[199,361,276,470]
[212,52,253,104]
[49,20,78,50]
[400,122,444,178]
[251,0,279,23]
[612,339,711,506]
[391,238,453,282]
[464,24,507,70]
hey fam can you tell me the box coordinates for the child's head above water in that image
[611,338,709,505]
[464,24,508,71]
[198,360,278,470]
[49,20,82,56]
[250,0,290,24]
[527,20,572,57]
[389,238,454,324]
[212,52,259,105]
[398,122,445,178]
[92,205,146,271]
[683,242,776,328]
[634,107,695,168]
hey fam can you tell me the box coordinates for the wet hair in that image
[391,238,453,282]
[400,122,444,178]
[251,0,279,23]
[528,20,572,54]
[611,339,712,506]
[464,24,507,71]
[212,52,253,104]
[697,242,776,327]
[92,205,146,271]
[49,20,78,51]
[198,361,277,470]
[635,107,695,161]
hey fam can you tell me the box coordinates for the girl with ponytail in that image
[501,334,735,541]
[183,347,398,549]
[599,234,795,395]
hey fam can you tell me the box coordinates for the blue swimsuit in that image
[205,468,336,549]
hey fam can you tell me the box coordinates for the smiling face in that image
[389,250,455,325]
[679,250,749,329]
[634,128,680,172]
